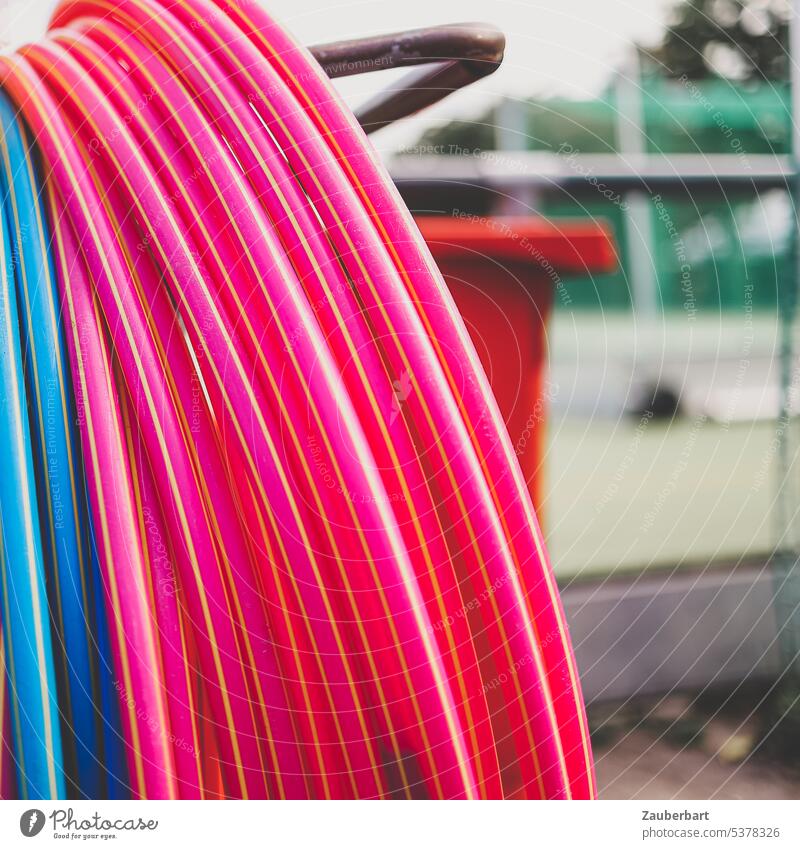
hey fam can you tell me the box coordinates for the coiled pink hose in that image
[0,0,593,799]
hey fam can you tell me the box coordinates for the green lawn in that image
[542,313,790,579]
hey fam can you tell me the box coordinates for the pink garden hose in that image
[0,0,593,799]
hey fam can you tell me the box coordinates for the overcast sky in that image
[0,0,671,150]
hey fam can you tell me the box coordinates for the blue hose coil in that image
[0,148,66,800]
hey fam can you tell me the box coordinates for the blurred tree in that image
[652,0,790,80]
[407,0,790,154]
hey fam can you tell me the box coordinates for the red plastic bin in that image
[416,215,617,516]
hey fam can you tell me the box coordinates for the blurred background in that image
[6,0,800,799]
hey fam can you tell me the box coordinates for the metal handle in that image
[309,23,505,133]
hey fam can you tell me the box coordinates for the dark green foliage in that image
[652,0,789,81]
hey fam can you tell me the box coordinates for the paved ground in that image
[595,728,800,800]
[589,687,800,799]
